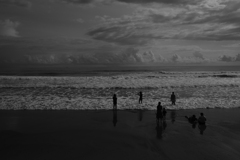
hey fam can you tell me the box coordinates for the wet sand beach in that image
[0,108,240,160]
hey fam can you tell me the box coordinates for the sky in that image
[0,0,240,64]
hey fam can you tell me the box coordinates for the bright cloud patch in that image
[0,19,20,37]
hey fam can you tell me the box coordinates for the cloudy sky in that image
[0,0,240,64]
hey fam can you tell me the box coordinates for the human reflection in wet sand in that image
[171,110,176,124]
[163,119,167,130]
[113,108,117,127]
[156,121,163,139]
[198,124,207,135]
[156,119,167,139]
[138,109,143,121]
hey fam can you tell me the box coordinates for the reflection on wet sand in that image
[138,109,143,121]
[171,110,176,124]
[113,108,117,127]
[198,124,207,135]
[156,119,167,139]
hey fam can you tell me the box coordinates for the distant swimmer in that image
[113,94,117,109]
[185,115,197,124]
[138,91,143,104]
[198,113,207,125]
[170,92,176,105]
[198,113,207,135]
[185,114,198,128]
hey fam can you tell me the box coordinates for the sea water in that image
[0,71,240,110]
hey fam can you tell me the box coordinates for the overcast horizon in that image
[0,0,240,64]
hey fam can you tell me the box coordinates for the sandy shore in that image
[0,108,240,160]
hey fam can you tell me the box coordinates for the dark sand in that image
[0,109,240,160]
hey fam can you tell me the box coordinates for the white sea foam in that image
[0,71,240,110]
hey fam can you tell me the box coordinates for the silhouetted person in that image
[170,92,176,105]
[171,110,176,123]
[113,94,117,109]
[156,102,163,124]
[138,91,143,104]
[185,115,198,128]
[198,113,206,125]
[185,115,197,123]
[163,108,167,118]
[198,123,207,135]
[113,109,117,127]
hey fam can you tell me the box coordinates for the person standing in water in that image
[170,92,176,105]
[156,102,163,124]
[139,91,143,104]
[198,113,207,125]
[198,113,207,134]
[113,94,117,109]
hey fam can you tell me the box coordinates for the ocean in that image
[1,66,240,110]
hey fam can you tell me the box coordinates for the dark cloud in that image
[236,54,240,61]
[116,0,200,5]
[219,54,240,62]
[0,37,146,64]
[87,26,149,45]
[171,54,181,62]
[141,50,156,62]
[61,0,202,5]
[198,27,240,41]
[61,0,114,5]
[92,47,142,63]
[219,55,234,62]
[169,52,210,63]
[181,2,240,25]
[85,0,240,44]
[150,14,179,23]
[61,0,94,4]
[193,52,205,60]
[0,0,31,8]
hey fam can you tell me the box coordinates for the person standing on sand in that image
[113,94,117,109]
[170,92,176,105]
[156,102,163,124]
[138,91,143,104]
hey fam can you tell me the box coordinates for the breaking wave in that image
[0,71,240,110]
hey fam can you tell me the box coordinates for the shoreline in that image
[0,106,240,111]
